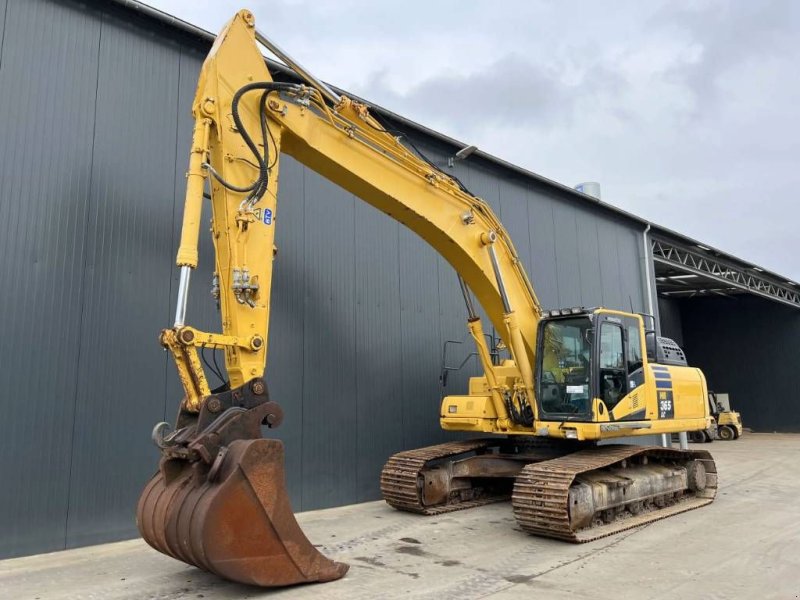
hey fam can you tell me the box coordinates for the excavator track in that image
[381,439,509,515]
[512,445,717,543]
[381,437,578,515]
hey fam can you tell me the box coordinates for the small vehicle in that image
[686,392,743,442]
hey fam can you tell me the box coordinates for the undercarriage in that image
[381,437,717,542]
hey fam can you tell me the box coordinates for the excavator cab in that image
[535,308,710,433]
[441,307,711,439]
[537,308,647,421]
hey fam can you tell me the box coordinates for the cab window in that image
[626,323,644,389]
[599,323,626,408]
[538,317,592,416]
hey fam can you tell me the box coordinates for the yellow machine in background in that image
[688,392,743,442]
[712,392,744,440]
[137,10,717,587]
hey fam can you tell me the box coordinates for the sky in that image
[146,0,800,281]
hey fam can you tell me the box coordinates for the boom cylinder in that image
[467,317,510,429]
[487,244,534,392]
[175,117,211,269]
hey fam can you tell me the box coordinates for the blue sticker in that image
[263,208,273,225]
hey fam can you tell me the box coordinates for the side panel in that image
[65,13,180,549]
[0,0,101,557]
[497,179,533,282]
[618,227,646,313]
[552,203,582,307]
[354,202,404,500]
[0,0,7,66]
[596,219,626,310]
[658,296,685,346]
[576,211,603,306]
[398,226,446,449]
[300,170,358,509]
[526,192,560,308]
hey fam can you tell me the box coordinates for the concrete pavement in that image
[1,433,798,600]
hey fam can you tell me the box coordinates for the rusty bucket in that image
[136,382,348,587]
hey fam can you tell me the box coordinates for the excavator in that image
[137,9,718,588]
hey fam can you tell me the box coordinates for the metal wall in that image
[658,297,685,346]
[0,0,651,558]
[664,296,800,433]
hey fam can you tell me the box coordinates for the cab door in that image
[594,313,646,421]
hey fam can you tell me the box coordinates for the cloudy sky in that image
[147,0,799,280]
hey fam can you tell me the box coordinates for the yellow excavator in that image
[137,10,717,587]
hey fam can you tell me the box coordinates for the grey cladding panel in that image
[552,203,582,307]
[354,202,404,501]
[575,209,603,307]
[398,227,447,449]
[526,193,559,308]
[596,219,626,310]
[65,14,180,549]
[616,227,645,313]
[0,0,7,64]
[466,163,501,213]
[301,169,358,510]
[0,0,100,558]
[498,180,533,278]
[657,297,684,346]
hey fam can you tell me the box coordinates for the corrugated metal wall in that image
[0,0,651,558]
[658,297,685,346]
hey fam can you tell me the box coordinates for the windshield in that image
[538,317,592,416]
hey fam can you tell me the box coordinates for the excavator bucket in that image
[136,381,348,587]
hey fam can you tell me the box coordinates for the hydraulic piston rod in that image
[254,29,341,106]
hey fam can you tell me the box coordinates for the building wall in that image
[673,296,800,433]
[658,297,685,346]
[0,0,651,558]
